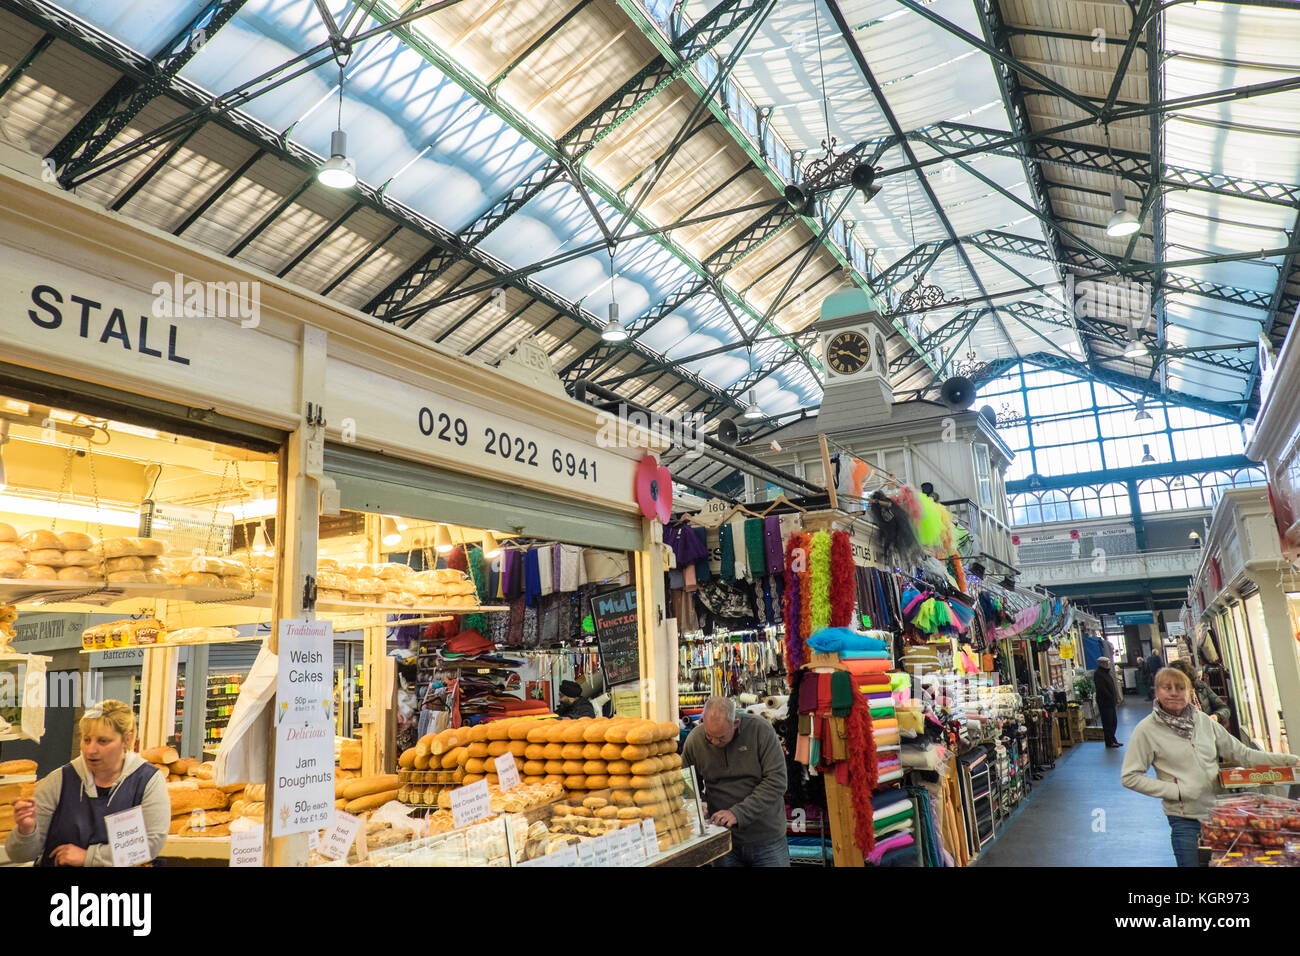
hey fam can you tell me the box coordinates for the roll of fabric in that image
[558,545,582,592]
[537,546,554,596]
[763,515,784,575]
[729,516,749,579]
[844,658,893,676]
[839,650,891,660]
[808,627,889,653]
[744,517,766,577]
[719,522,735,580]
[866,832,914,865]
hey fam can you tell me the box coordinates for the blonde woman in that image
[7,700,170,866]
[1122,667,1299,866]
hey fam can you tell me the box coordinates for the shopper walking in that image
[682,696,789,867]
[1168,659,1230,725]
[1094,657,1121,748]
[6,700,169,866]
[1121,667,1299,867]
[555,680,595,719]
[1143,651,1162,700]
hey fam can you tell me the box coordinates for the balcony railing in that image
[1016,546,1203,587]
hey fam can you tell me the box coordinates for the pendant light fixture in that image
[1106,184,1140,238]
[381,516,402,547]
[1140,443,1155,464]
[601,243,627,342]
[482,530,501,560]
[1133,400,1153,424]
[1123,331,1149,358]
[317,63,356,189]
[741,344,762,419]
[433,523,454,553]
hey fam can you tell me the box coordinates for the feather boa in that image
[809,532,832,632]
[783,533,805,671]
[796,533,813,661]
[896,485,923,523]
[847,686,878,855]
[938,503,957,557]
[829,530,855,628]
[917,494,944,549]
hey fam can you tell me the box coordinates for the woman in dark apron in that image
[7,700,169,866]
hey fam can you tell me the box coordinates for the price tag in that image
[641,818,658,858]
[575,842,597,867]
[229,826,264,867]
[320,810,363,861]
[104,806,151,867]
[450,779,492,828]
[590,832,612,868]
[549,845,580,867]
[495,751,521,791]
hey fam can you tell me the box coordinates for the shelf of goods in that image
[0,761,41,846]
[957,746,997,855]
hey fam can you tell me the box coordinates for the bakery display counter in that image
[161,835,231,861]
[643,825,731,867]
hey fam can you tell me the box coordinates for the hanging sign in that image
[591,586,641,687]
[104,807,151,867]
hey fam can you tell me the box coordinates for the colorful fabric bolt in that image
[830,670,854,717]
[807,627,889,653]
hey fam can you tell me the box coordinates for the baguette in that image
[342,773,400,801]
[345,789,399,814]
[398,748,418,769]
[168,788,226,815]
[244,783,266,802]
[168,757,198,776]
[414,733,436,758]
[440,747,467,770]
[414,754,432,770]
[526,724,552,743]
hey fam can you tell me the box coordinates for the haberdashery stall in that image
[0,167,694,867]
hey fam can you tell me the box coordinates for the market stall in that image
[0,167,681,867]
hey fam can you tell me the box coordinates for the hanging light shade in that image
[433,524,454,553]
[318,129,357,189]
[482,530,501,560]
[1134,402,1153,424]
[1123,332,1149,359]
[601,301,628,342]
[1106,185,1140,238]
[381,516,402,547]
[252,523,272,554]
[1140,444,1155,464]
[742,389,763,420]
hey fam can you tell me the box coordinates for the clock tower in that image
[814,286,894,430]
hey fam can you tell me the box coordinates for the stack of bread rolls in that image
[0,528,123,583]
[0,603,16,653]
[0,760,40,843]
[164,765,246,837]
[164,555,250,591]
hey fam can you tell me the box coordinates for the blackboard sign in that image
[591,586,641,687]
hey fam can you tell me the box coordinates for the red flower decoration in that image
[1012,535,1020,546]
[1069,529,1080,540]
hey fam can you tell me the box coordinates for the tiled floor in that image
[974,697,1177,866]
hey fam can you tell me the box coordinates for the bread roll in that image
[414,754,432,770]
[466,741,490,759]
[603,721,632,744]
[582,718,611,742]
[142,746,180,764]
[584,774,609,790]
[52,530,93,552]
[105,555,148,572]
[181,572,221,587]
[0,522,16,543]
[543,723,567,743]
[56,567,92,581]
[440,747,466,770]
[605,760,632,775]
[431,729,466,754]
[95,537,137,559]
[0,558,24,577]
[0,759,37,775]
[563,775,588,792]
[595,805,619,819]
[467,724,490,743]
[661,753,683,771]
[620,744,652,762]
[345,789,399,814]
[465,758,486,775]
[561,720,590,743]
[526,724,552,743]
[561,743,585,760]
[21,565,56,580]
[508,740,529,757]
[461,773,484,785]
[507,721,533,741]
[413,733,436,758]
[616,806,644,820]
[487,740,510,757]
[610,790,636,806]
[544,760,565,775]
[168,816,190,835]
[561,760,585,776]
[398,748,417,769]
[625,720,659,745]
[168,788,226,815]
[26,548,66,567]
[523,744,547,760]
[579,743,602,761]
[485,721,511,741]
[244,783,266,802]
[541,743,565,760]
[607,774,632,790]
[19,530,62,552]
[598,742,624,761]
[523,760,546,776]
[657,721,680,742]
[0,543,24,563]
[654,738,678,755]
[628,775,657,791]
[342,774,400,800]
[582,760,606,776]
[630,757,664,776]
[60,550,99,568]
[133,537,166,556]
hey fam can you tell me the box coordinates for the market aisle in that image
[975,700,1175,867]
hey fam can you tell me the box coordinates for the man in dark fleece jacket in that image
[682,697,789,867]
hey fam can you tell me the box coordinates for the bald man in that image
[682,697,789,867]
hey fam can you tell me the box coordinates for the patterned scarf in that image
[1153,701,1195,740]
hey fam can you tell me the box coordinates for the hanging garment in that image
[719,523,736,580]
[729,516,749,579]
[763,515,784,574]
[691,526,712,583]
[537,546,554,597]
[524,549,542,607]
[744,517,767,578]
[558,545,583,592]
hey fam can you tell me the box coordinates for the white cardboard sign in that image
[494,751,521,791]
[320,811,364,861]
[450,779,492,829]
[229,826,264,868]
[104,806,150,867]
